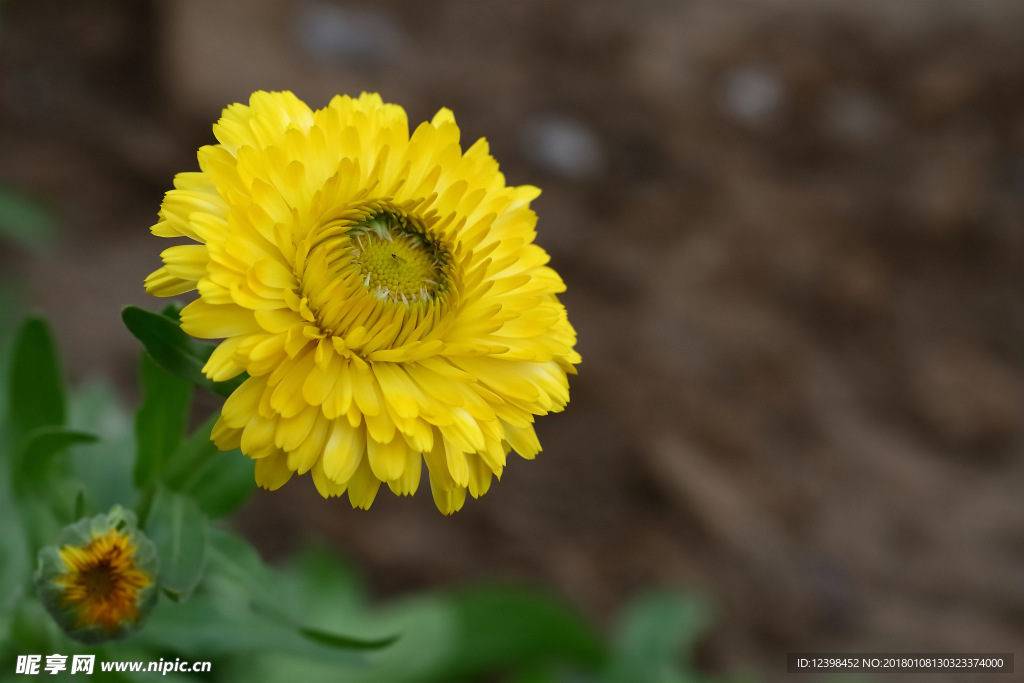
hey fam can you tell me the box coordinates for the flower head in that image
[145,91,579,513]
[35,507,159,643]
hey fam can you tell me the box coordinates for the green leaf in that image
[205,529,282,607]
[66,380,137,514]
[285,546,365,630]
[134,353,192,488]
[298,626,398,651]
[209,531,391,651]
[7,317,65,449]
[121,306,245,397]
[135,530,377,663]
[163,414,254,519]
[179,451,253,519]
[607,592,712,683]
[14,426,97,493]
[144,487,207,601]
[439,588,607,676]
[72,490,85,520]
[326,587,607,683]
[0,185,59,250]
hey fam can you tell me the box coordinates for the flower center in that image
[80,561,117,599]
[56,531,151,631]
[348,213,447,304]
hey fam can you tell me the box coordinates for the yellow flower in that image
[35,507,159,643]
[145,91,579,513]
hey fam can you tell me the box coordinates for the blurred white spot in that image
[292,2,402,65]
[821,88,889,144]
[719,64,784,126]
[523,116,605,179]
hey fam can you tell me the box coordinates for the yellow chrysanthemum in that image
[145,91,579,513]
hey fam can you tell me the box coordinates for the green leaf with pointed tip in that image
[134,353,192,488]
[298,626,398,651]
[7,317,65,451]
[121,306,246,397]
[144,487,207,602]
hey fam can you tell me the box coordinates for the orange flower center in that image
[56,529,152,632]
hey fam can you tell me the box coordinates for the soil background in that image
[2,1,1022,681]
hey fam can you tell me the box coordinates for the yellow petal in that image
[429,475,466,515]
[254,450,293,490]
[311,456,347,498]
[180,300,260,339]
[275,405,317,452]
[466,454,493,499]
[286,413,329,474]
[443,437,469,488]
[346,456,380,510]
[387,450,422,496]
[366,433,408,482]
[322,420,364,484]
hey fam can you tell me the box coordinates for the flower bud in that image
[35,506,159,643]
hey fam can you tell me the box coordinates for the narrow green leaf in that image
[298,626,398,651]
[144,487,207,601]
[121,306,246,397]
[134,353,192,488]
[7,317,65,448]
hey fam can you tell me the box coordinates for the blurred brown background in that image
[2,0,1022,679]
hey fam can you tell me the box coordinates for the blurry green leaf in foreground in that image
[121,306,245,397]
[66,380,137,515]
[607,591,713,683]
[7,316,65,448]
[136,530,386,663]
[0,185,59,250]
[134,353,192,488]
[235,585,607,683]
[143,487,207,602]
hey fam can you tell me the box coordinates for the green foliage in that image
[144,487,208,602]
[0,310,747,682]
[135,354,192,488]
[122,306,245,397]
[14,427,97,496]
[7,316,66,446]
[607,591,714,683]
[161,413,254,519]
